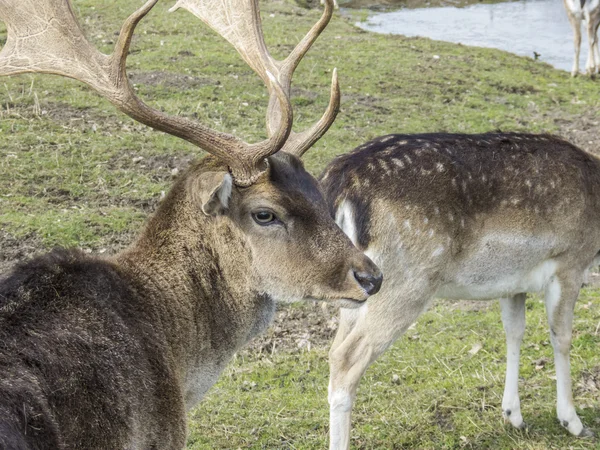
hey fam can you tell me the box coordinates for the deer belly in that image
[436,259,558,300]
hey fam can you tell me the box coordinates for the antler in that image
[170,0,341,158]
[0,0,298,186]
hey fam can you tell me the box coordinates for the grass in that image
[2,0,600,250]
[188,289,600,449]
[189,293,600,449]
[1,0,600,448]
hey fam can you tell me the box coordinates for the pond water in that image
[353,0,578,73]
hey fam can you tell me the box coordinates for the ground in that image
[1,0,600,448]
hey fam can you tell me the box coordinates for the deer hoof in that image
[503,410,526,430]
[578,428,595,439]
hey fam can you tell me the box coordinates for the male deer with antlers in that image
[0,0,382,447]
[322,133,599,449]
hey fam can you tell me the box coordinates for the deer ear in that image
[197,171,233,216]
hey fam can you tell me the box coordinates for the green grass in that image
[189,293,600,449]
[2,0,600,448]
[2,0,600,250]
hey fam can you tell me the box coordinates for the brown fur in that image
[0,153,380,449]
[322,133,600,251]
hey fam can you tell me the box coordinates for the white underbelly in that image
[436,259,558,300]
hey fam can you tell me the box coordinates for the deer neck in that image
[114,206,275,403]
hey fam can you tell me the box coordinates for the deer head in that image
[0,0,382,307]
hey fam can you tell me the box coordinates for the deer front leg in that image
[328,279,436,449]
[327,306,367,450]
[544,275,593,437]
[328,302,403,450]
[500,293,527,430]
[328,324,375,450]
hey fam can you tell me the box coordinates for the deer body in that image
[0,154,380,448]
[0,0,382,446]
[564,0,600,76]
[0,251,190,449]
[321,133,600,449]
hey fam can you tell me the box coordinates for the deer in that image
[0,0,383,447]
[320,132,600,449]
[563,0,600,76]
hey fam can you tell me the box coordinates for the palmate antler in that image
[0,0,339,185]
[170,0,340,157]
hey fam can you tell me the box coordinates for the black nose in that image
[353,270,383,296]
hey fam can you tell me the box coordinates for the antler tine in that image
[279,0,335,87]
[0,0,294,186]
[280,68,340,157]
[172,0,339,160]
[265,0,341,157]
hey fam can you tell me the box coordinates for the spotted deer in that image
[563,0,600,76]
[321,132,600,449]
[0,0,382,447]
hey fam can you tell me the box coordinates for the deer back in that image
[321,133,600,286]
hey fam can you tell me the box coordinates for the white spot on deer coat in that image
[392,158,405,169]
[378,159,391,175]
[431,246,444,257]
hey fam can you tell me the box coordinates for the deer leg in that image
[328,325,376,450]
[593,18,600,73]
[328,284,435,450]
[568,15,582,76]
[329,305,362,356]
[586,19,597,75]
[500,293,527,429]
[544,274,593,437]
[327,306,364,449]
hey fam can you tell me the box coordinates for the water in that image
[354,0,579,73]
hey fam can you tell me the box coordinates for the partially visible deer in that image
[564,0,600,76]
[321,133,600,449]
[0,0,382,447]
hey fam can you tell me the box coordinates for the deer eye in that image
[252,210,277,226]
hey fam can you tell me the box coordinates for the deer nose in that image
[353,269,383,296]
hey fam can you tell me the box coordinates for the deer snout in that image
[353,269,383,296]
[351,254,383,296]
